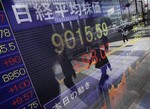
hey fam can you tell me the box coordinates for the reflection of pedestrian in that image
[84,38,91,53]
[101,35,109,52]
[88,48,112,88]
[58,51,76,90]
[121,29,128,43]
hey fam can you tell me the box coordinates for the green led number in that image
[0,44,7,54]
[9,42,16,51]
[51,33,64,54]
[85,26,93,42]
[4,29,11,37]
[2,74,9,82]
[64,30,76,49]
[95,24,102,39]
[8,72,15,80]
[102,22,108,36]
[0,29,11,38]
[76,28,84,45]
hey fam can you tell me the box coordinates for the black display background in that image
[14,25,60,105]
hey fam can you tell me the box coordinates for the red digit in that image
[23,93,30,101]
[90,50,98,64]
[99,45,106,59]
[23,80,31,87]
[9,85,18,93]
[9,58,15,65]
[3,59,9,66]
[29,90,33,98]
[19,81,26,89]
[0,14,4,23]
[14,56,21,63]
[12,97,23,106]
[16,97,23,104]
[12,100,17,106]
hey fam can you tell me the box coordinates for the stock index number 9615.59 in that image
[51,22,108,54]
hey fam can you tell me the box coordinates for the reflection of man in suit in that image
[58,51,76,91]
[101,35,109,52]
[88,48,112,87]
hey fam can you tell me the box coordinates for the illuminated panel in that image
[1,0,103,32]
[1,0,119,109]
[0,10,41,109]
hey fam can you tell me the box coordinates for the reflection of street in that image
[100,25,150,109]
[51,24,150,109]
[107,73,127,109]
[105,49,150,109]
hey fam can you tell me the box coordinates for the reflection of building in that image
[118,0,147,22]
[101,0,122,25]
[137,0,145,14]
[99,0,147,25]
[119,0,129,21]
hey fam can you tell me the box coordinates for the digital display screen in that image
[0,10,41,109]
[0,0,150,109]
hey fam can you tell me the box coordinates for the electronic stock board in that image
[0,0,121,109]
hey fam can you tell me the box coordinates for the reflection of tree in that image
[100,17,112,26]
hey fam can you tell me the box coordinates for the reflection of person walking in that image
[101,35,109,52]
[58,51,76,91]
[84,38,91,53]
[121,29,128,43]
[88,48,112,88]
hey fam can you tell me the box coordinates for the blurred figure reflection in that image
[58,51,77,92]
[88,48,112,89]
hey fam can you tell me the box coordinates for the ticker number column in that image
[0,11,41,109]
